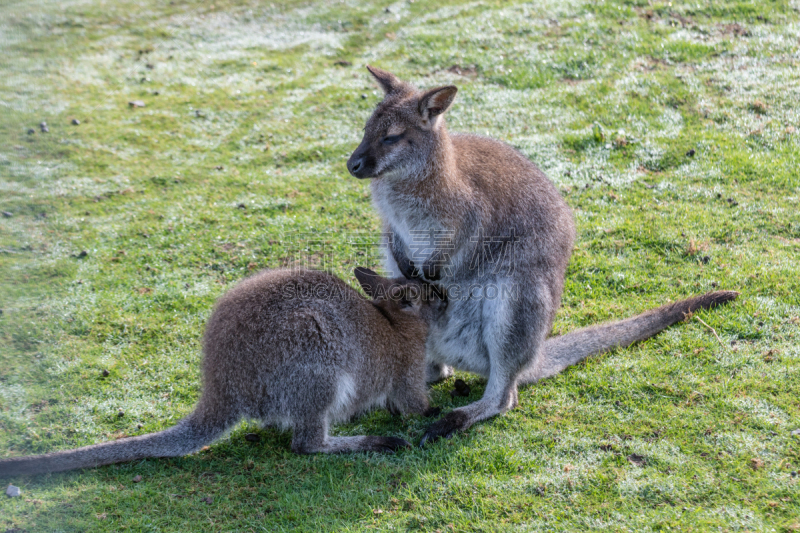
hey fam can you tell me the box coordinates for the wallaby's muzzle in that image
[347,140,374,179]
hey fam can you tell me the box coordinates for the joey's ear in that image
[354,267,392,298]
[418,86,458,121]
[366,65,402,95]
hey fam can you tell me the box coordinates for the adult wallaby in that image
[0,268,445,476]
[346,66,738,445]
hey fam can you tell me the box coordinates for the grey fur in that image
[0,268,444,476]
[524,291,739,383]
[347,67,739,444]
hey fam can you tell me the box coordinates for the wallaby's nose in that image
[348,157,363,175]
[347,140,372,178]
[347,152,371,178]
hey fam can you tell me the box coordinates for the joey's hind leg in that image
[389,381,440,418]
[283,368,411,454]
[291,417,411,454]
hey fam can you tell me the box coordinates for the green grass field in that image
[1,0,799,530]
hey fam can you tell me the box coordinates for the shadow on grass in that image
[4,377,488,531]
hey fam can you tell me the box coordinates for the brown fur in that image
[347,66,738,444]
[0,268,444,477]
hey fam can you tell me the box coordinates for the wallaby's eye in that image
[381,134,403,145]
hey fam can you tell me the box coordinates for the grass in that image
[1,0,799,530]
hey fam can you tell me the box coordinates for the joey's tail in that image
[0,406,235,477]
[519,291,739,384]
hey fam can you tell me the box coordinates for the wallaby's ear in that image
[418,86,458,121]
[366,65,402,95]
[354,267,392,298]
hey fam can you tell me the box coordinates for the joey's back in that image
[201,269,432,417]
[204,269,370,369]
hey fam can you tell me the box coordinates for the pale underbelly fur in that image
[426,285,492,378]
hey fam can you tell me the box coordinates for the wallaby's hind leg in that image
[291,417,411,454]
[389,378,433,417]
[421,283,551,445]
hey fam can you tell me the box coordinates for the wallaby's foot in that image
[366,436,412,453]
[421,373,519,447]
[329,436,411,454]
[293,434,411,454]
[419,410,470,447]
[426,362,453,384]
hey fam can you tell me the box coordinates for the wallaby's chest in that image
[373,185,450,266]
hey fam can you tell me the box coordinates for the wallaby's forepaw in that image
[419,410,470,447]
[399,258,421,280]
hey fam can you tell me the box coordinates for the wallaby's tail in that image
[520,291,739,385]
[0,406,235,477]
